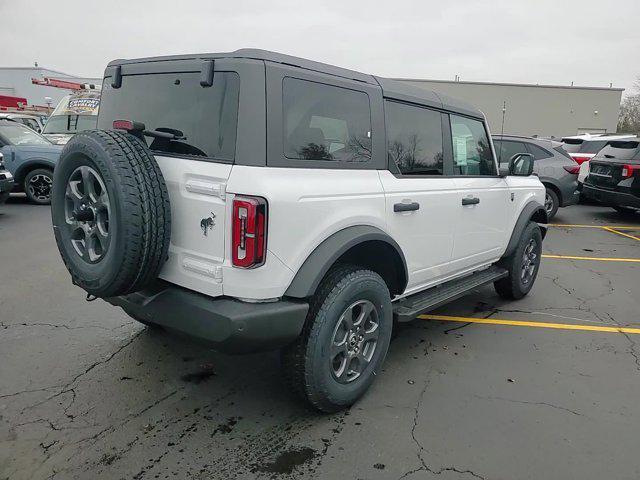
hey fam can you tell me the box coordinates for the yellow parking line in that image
[603,227,640,242]
[419,314,640,335]
[542,254,640,263]
[549,223,640,230]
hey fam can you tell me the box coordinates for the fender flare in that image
[502,201,548,259]
[284,225,408,298]
[13,158,56,184]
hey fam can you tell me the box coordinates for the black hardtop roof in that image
[106,49,483,119]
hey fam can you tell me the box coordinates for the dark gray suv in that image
[493,135,580,219]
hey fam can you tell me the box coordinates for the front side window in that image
[450,115,496,176]
[495,140,527,164]
[283,78,371,163]
[385,100,443,175]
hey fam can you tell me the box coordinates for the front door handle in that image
[462,197,480,206]
[394,201,420,212]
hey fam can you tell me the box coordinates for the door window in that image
[450,115,496,176]
[282,78,371,163]
[494,140,527,164]
[385,100,443,175]
[525,143,552,160]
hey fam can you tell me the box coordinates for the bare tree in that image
[618,76,640,134]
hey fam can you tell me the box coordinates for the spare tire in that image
[51,130,171,298]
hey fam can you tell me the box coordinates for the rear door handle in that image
[462,197,480,206]
[394,201,420,212]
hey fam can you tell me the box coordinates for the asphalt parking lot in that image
[1,196,639,480]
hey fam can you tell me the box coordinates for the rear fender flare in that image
[284,225,408,298]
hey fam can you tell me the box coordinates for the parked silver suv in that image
[493,135,580,219]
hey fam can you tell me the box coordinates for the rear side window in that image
[494,140,527,164]
[450,115,496,175]
[526,143,552,160]
[385,100,443,175]
[283,78,371,163]
[98,71,240,161]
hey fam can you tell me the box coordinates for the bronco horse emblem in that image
[200,212,216,236]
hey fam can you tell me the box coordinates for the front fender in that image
[13,158,56,183]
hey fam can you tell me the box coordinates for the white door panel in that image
[451,177,511,271]
[378,170,458,290]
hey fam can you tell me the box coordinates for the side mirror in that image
[501,153,534,176]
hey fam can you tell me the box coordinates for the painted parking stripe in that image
[549,223,640,230]
[603,227,640,242]
[419,314,640,335]
[542,254,640,263]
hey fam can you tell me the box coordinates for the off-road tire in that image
[51,130,171,298]
[281,264,392,413]
[24,168,53,205]
[495,221,542,300]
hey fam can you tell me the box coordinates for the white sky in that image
[1,0,638,93]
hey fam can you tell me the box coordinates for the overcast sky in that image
[1,0,638,93]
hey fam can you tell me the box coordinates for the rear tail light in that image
[572,156,591,165]
[563,165,580,174]
[621,164,640,179]
[232,195,267,268]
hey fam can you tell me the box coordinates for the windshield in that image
[0,122,52,146]
[42,114,98,134]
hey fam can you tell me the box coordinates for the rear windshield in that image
[98,71,240,161]
[595,141,640,161]
[577,140,608,154]
[561,138,583,153]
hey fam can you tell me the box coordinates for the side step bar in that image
[393,266,508,322]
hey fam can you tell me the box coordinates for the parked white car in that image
[50,49,547,412]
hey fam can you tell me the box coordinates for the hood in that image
[42,133,72,145]
[13,144,63,158]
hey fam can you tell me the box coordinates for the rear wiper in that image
[112,120,186,140]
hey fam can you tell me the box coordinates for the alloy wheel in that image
[521,238,538,285]
[330,299,380,384]
[28,173,53,202]
[63,166,111,264]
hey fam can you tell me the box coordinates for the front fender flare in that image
[284,225,408,298]
[502,201,547,259]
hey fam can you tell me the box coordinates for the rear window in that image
[595,141,640,161]
[98,71,240,161]
[578,140,608,154]
[282,77,372,163]
[561,138,583,153]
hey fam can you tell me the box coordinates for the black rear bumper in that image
[105,283,309,354]
[582,184,640,209]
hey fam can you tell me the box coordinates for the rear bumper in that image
[582,184,640,209]
[105,283,309,354]
[562,188,581,207]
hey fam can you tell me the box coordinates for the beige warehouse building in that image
[396,78,624,138]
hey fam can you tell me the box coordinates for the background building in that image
[396,78,624,138]
[0,66,102,109]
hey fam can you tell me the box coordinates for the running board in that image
[393,266,508,322]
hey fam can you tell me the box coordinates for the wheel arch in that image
[14,159,55,187]
[501,201,548,260]
[284,225,408,299]
[541,179,562,205]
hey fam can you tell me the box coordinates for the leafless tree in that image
[618,76,640,134]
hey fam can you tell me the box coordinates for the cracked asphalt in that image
[1,195,639,480]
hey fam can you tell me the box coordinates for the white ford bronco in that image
[51,49,547,412]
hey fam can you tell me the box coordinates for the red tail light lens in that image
[563,165,580,174]
[232,195,267,268]
[621,164,640,179]
[571,156,591,165]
